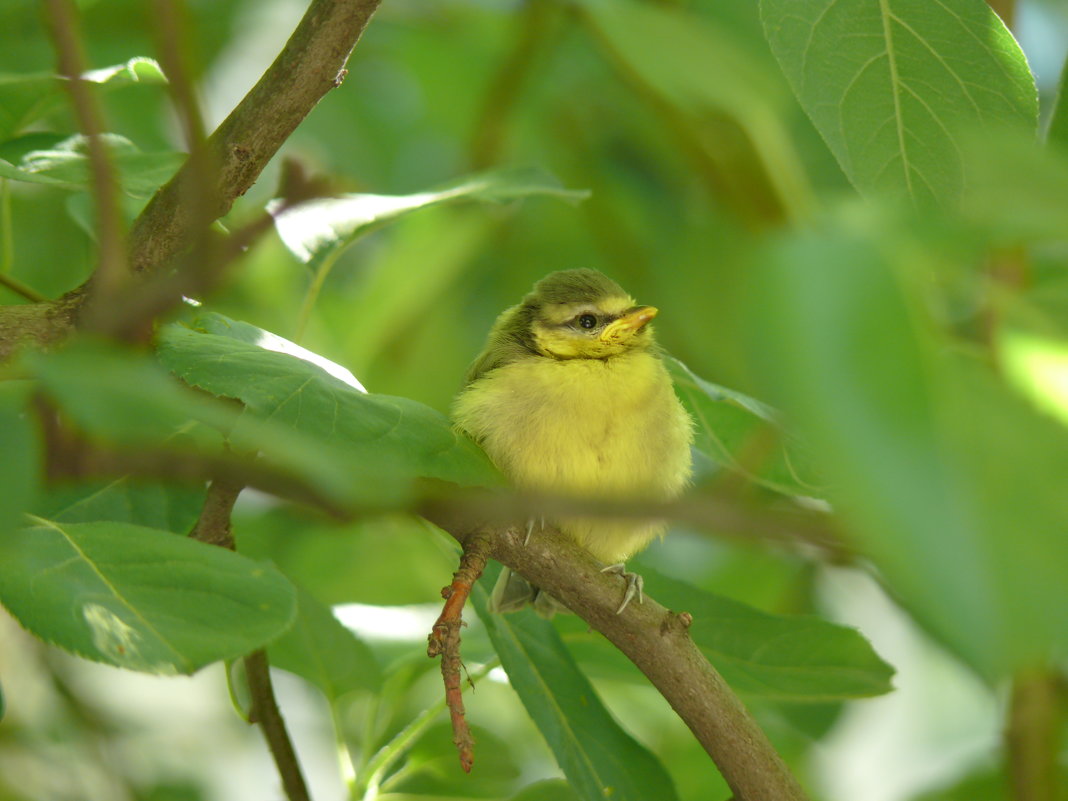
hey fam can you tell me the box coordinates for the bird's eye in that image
[577,314,598,330]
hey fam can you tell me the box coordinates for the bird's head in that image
[514,268,658,360]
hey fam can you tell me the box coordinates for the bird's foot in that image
[523,516,546,545]
[601,563,643,614]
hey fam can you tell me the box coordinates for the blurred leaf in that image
[1047,56,1068,151]
[34,478,205,533]
[579,0,810,217]
[959,128,1068,244]
[0,133,183,196]
[0,382,39,537]
[739,224,1068,678]
[641,567,893,700]
[157,323,503,490]
[509,779,581,801]
[269,166,589,270]
[473,565,678,801]
[911,765,1007,801]
[760,0,1037,204]
[268,585,382,699]
[0,519,296,674]
[666,356,825,497]
[998,327,1068,429]
[391,722,519,794]
[0,58,164,140]
[235,509,450,606]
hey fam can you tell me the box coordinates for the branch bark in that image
[128,0,381,276]
[422,508,810,801]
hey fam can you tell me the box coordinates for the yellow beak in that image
[599,306,658,343]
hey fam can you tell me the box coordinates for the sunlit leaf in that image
[157,323,503,490]
[666,357,824,497]
[998,327,1068,429]
[761,0,1037,204]
[268,586,382,698]
[0,58,165,140]
[0,519,296,674]
[474,565,678,801]
[640,568,894,700]
[269,166,589,269]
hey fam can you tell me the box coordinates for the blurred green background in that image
[3,0,1068,800]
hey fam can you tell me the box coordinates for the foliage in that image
[1,1,1067,800]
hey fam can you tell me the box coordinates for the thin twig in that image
[42,0,128,300]
[0,273,48,303]
[1005,668,1064,801]
[426,531,492,772]
[245,649,313,801]
[189,478,313,801]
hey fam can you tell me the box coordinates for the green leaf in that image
[579,0,811,216]
[509,780,582,801]
[157,323,503,490]
[268,585,382,699]
[0,382,39,537]
[638,567,894,700]
[269,166,588,271]
[34,478,206,533]
[474,566,678,801]
[666,357,824,497]
[0,59,165,140]
[760,0,1037,204]
[738,224,1068,678]
[1046,55,1068,150]
[0,519,296,674]
[0,133,183,196]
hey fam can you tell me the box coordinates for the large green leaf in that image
[268,585,382,699]
[760,0,1037,204]
[269,166,589,272]
[474,566,678,801]
[0,382,39,537]
[738,224,1068,678]
[157,322,502,490]
[667,357,824,497]
[640,568,893,700]
[0,519,296,674]
[34,478,206,534]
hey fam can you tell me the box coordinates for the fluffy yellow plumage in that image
[452,268,693,614]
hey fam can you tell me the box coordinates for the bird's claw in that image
[601,563,643,614]
[523,516,546,545]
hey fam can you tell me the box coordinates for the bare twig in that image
[42,0,128,300]
[426,531,492,772]
[0,273,48,303]
[1006,668,1064,801]
[422,512,810,801]
[245,649,313,801]
[128,0,381,277]
[189,478,312,801]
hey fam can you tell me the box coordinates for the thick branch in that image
[245,649,313,801]
[1006,669,1064,801]
[128,0,381,275]
[424,511,810,801]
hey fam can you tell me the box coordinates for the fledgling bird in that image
[452,268,693,616]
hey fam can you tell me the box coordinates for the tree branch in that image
[190,478,313,801]
[422,510,810,801]
[128,0,381,276]
[1006,668,1064,801]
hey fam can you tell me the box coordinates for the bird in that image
[452,268,693,616]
